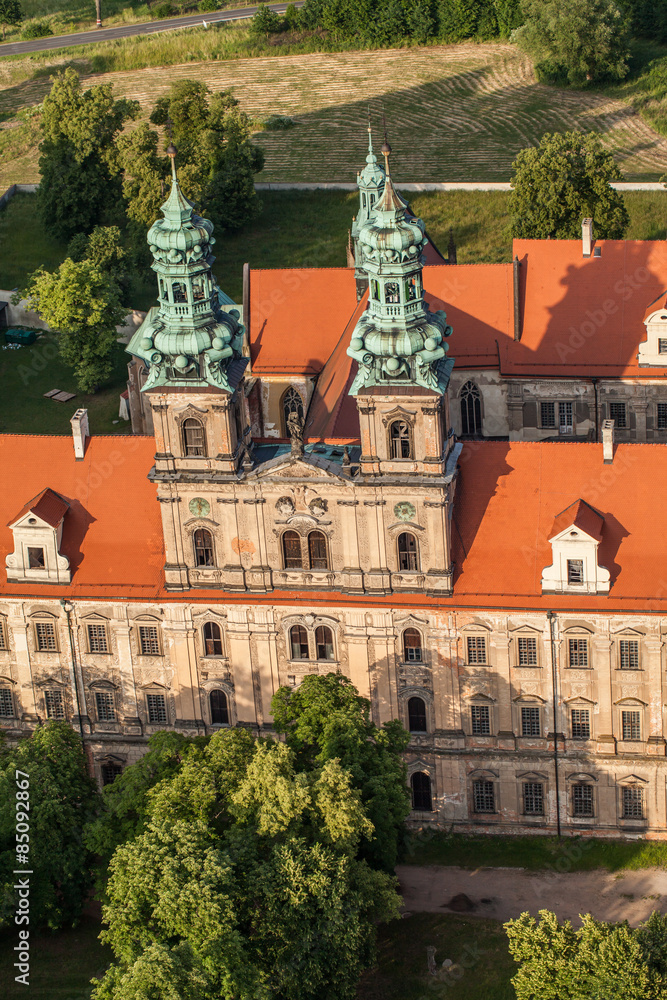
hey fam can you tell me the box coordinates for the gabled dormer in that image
[6,488,71,584]
[637,292,667,366]
[541,499,610,595]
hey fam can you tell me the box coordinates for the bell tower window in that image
[371,279,380,300]
[172,281,187,303]
[182,418,206,457]
[384,281,400,304]
[281,387,304,438]
[460,381,482,436]
[398,532,419,572]
[405,275,420,301]
[389,420,412,459]
[193,529,214,567]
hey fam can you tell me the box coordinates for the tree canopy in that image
[506,909,667,999]
[514,0,631,86]
[0,722,99,930]
[509,131,629,240]
[90,728,401,1000]
[0,0,22,39]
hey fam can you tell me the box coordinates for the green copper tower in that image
[127,145,245,393]
[347,138,453,395]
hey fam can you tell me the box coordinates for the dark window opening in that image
[308,531,329,570]
[403,628,422,662]
[282,531,303,570]
[282,387,304,437]
[408,696,427,733]
[411,771,432,811]
[203,621,223,656]
[182,418,206,457]
[290,625,309,660]
[101,762,123,786]
[471,705,491,736]
[194,528,215,567]
[460,381,482,436]
[315,625,334,660]
[210,689,229,725]
[473,779,495,813]
[398,532,419,571]
[28,547,45,569]
[389,420,412,459]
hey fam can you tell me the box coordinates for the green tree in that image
[494,0,522,34]
[436,0,481,40]
[506,909,667,999]
[514,0,630,86]
[37,68,138,241]
[149,80,264,231]
[91,730,400,1000]
[0,722,99,930]
[509,131,629,240]
[250,2,282,34]
[271,672,410,871]
[23,256,126,392]
[0,0,21,39]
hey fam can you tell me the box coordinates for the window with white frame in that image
[571,708,590,740]
[660,339,667,354]
[622,786,643,819]
[0,688,13,717]
[35,621,57,652]
[523,782,544,815]
[621,710,641,741]
[568,638,589,667]
[138,625,160,656]
[95,692,116,723]
[572,783,594,817]
[619,639,640,670]
[521,706,541,737]
[471,705,491,736]
[559,401,573,435]
[146,693,167,724]
[87,623,109,654]
[567,559,584,585]
[467,636,487,664]
[45,689,64,719]
[517,636,537,666]
[472,779,495,813]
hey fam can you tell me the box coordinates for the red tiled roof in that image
[305,295,367,442]
[549,499,604,542]
[9,487,70,529]
[249,268,360,375]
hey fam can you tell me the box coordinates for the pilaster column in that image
[343,615,372,703]
[162,618,205,729]
[112,624,142,733]
[592,636,615,755]
[8,618,38,722]
[249,609,279,728]
[491,634,514,747]
[634,398,649,443]
[645,637,665,755]
[226,608,259,728]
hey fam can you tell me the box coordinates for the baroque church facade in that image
[3,136,667,837]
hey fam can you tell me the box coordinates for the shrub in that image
[21,19,53,38]
[199,0,218,10]
[250,3,282,35]
[151,2,176,18]
[263,113,295,129]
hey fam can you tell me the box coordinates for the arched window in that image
[315,625,334,660]
[282,387,304,437]
[282,531,303,570]
[194,529,214,567]
[408,697,427,733]
[460,381,482,436]
[202,622,223,656]
[405,275,420,301]
[182,418,206,457]
[398,532,419,572]
[389,420,412,459]
[362,193,367,208]
[210,689,229,725]
[308,531,328,570]
[290,625,309,660]
[411,772,432,811]
[403,628,423,662]
[171,281,187,303]
[371,279,380,301]
[385,281,400,304]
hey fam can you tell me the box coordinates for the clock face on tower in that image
[394,501,416,521]
[189,497,211,517]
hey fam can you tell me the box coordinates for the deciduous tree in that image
[509,130,629,240]
[0,0,21,39]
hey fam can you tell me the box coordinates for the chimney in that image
[602,418,614,464]
[71,408,89,460]
[582,218,594,258]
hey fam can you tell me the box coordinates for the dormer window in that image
[637,295,667,365]
[6,488,71,585]
[541,499,610,595]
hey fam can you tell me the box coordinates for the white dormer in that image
[541,499,610,595]
[637,293,667,366]
[6,489,71,585]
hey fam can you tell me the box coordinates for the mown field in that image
[4,36,667,187]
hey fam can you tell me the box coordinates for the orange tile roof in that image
[549,499,604,542]
[305,295,367,442]
[9,488,69,529]
[249,268,360,375]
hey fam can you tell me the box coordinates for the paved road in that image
[0,2,299,57]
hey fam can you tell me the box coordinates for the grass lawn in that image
[0,917,112,999]
[404,831,667,873]
[358,913,515,1000]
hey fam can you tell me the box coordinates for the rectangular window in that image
[571,709,590,740]
[567,559,584,585]
[0,618,7,651]
[102,762,123,786]
[35,621,57,652]
[28,546,45,569]
[622,710,641,741]
[609,402,627,428]
[45,689,64,720]
[467,636,487,664]
[569,638,589,668]
[473,779,495,813]
[572,784,594,817]
[139,626,160,656]
[523,782,544,816]
[659,339,667,354]
[0,688,13,717]
[95,692,116,723]
[657,403,667,429]
[622,786,643,819]
[541,402,555,428]
[559,401,573,434]
[471,705,491,736]
[521,706,541,737]
[619,639,640,670]
[146,693,167,724]
[87,623,109,654]
[518,637,537,666]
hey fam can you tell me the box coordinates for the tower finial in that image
[166,118,177,181]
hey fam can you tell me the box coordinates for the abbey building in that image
[2,135,667,838]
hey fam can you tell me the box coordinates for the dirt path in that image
[397,865,667,926]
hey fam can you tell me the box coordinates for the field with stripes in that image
[2,41,667,188]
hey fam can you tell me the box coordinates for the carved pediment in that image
[254,458,348,482]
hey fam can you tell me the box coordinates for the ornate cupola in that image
[347,138,457,480]
[350,124,386,297]
[127,145,245,393]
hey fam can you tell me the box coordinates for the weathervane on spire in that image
[166,118,178,181]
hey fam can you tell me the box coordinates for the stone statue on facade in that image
[287,410,304,458]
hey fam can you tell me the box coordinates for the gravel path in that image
[397,865,667,926]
